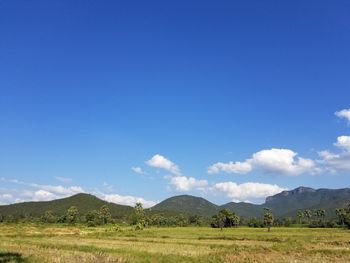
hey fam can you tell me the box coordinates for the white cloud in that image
[209,148,317,176]
[335,108,350,124]
[146,154,181,175]
[318,118,350,172]
[131,166,147,175]
[208,161,252,174]
[103,194,157,208]
[213,181,287,202]
[252,148,316,175]
[316,108,350,172]
[32,190,56,201]
[0,178,85,204]
[169,176,208,192]
[318,150,350,171]
[334,135,350,151]
[29,183,85,196]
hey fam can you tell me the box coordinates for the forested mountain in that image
[0,193,133,220]
[1,187,350,220]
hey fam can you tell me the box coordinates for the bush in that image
[247,217,264,228]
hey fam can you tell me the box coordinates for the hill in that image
[0,193,133,220]
[151,195,219,216]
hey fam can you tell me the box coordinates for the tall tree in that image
[85,210,99,226]
[335,208,347,226]
[99,205,112,225]
[315,209,325,223]
[263,208,274,232]
[334,203,350,229]
[66,206,79,224]
[211,209,240,229]
[303,209,312,223]
[41,210,57,223]
[134,202,146,229]
[297,210,304,224]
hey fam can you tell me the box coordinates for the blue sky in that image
[1,0,350,207]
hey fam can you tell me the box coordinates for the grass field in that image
[0,224,349,263]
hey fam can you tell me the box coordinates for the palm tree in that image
[297,210,304,224]
[303,209,312,224]
[318,209,325,223]
[263,208,274,232]
[335,208,346,226]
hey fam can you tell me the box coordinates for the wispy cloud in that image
[54,176,73,184]
[131,166,147,175]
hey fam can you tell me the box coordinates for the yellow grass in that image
[0,224,349,262]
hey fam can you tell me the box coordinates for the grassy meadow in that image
[0,224,350,263]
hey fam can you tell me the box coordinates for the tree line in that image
[1,202,350,230]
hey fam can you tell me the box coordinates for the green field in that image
[0,224,349,263]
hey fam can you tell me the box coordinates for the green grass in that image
[0,224,350,262]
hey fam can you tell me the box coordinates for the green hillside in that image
[265,187,350,218]
[151,195,219,216]
[0,193,133,220]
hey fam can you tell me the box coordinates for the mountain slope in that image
[151,195,219,216]
[265,187,350,218]
[0,193,133,219]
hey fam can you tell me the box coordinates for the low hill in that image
[151,195,219,216]
[0,193,133,220]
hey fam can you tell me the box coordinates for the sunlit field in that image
[0,224,350,263]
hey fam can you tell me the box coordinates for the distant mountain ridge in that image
[151,186,350,218]
[1,186,350,219]
[265,187,350,218]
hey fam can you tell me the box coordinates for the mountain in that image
[1,187,350,220]
[151,195,219,216]
[151,187,350,219]
[152,196,263,218]
[264,186,350,218]
[0,193,133,220]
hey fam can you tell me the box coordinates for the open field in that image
[0,224,350,263]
